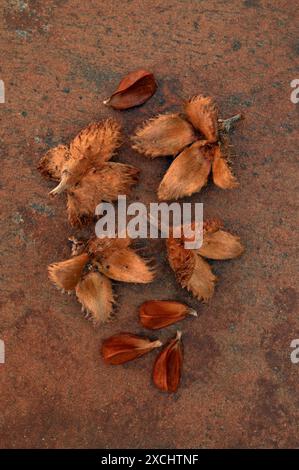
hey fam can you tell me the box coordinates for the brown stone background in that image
[0,0,298,449]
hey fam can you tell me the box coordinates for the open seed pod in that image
[139,300,197,330]
[88,237,155,283]
[167,220,244,301]
[101,333,162,365]
[48,236,155,326]
[48,251,114,324]
[38,119,139,227]
[132,94,242,199]
[153,331,183,393]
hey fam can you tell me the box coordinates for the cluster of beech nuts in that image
[38,69,245,393]
[102,300,197,392]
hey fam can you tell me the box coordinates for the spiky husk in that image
[67,163,139,227]
[48,253,89,291]
[70,119,122,163]
[198,229,244,260]
[75,271,114,325]
[185,95,219,142]
[167,237,216,302]
[212,146,238,189]
[132,114,196,157]
[157,141,212,200]
[95,247,155,284]
[38,145,70,180]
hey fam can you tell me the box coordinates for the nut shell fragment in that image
[139,300,197,330]
[104,69,157,110]
[153,331,183,393]
[101,333,162,365]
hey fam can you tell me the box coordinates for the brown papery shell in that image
[139,300,197,330]
[103,69,157,110]
[75,271,114,325]
[153,331,183,393]
[185,95,219,142]
[157,141,212,200]
[212,146,238,189]
[48,253,89,291]
[132,114,196,158]
[101,333,162,365]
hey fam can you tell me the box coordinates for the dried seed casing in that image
[103,69,157,110]
[48,253,89,291]
[185,94,219,142]
[101,333,162,365]
[75,271,114,325]
[153,331,183,392]
[132,114,196,158]
[139,300,197,329]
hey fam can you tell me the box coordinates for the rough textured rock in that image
[0,0,298,449]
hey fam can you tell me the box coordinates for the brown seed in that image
[185,94,219,142]
[48,253,89,291]
[103,69,157,110]
[132,114,196,158]
[101,333,162,365]
[139,300,197,330]
[153,331,183,392]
